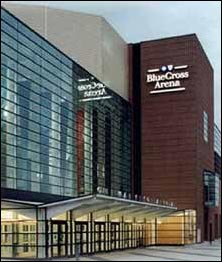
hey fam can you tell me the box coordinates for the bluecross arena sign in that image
[146,64,189,94]
[78,78,112,102]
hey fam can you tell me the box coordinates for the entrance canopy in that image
[39,194,177,220]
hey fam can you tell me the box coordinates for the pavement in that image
[51,240,222,261]
[2,240,221,261]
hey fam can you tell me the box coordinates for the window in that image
[214,125,221,156]
[204,171,219,207]
[203,111,208,143]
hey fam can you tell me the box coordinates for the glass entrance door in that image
[95,222,106,252]
[75,222,88,255]
[51,221,68,257]
[136,224,144,247]
[124,223,132,249]
[111,222,120,250]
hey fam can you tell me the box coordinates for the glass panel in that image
[1,8,132,202]
[1,208,37,258]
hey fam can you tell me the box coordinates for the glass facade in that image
[1,206,196,258]
[204,171,220,207]
[1,8,132,198]
[76,91,131,196]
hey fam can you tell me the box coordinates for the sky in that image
[5,1,221,128]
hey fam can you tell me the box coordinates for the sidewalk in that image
[2,240,221,261]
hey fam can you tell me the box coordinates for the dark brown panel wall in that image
[139,34,214,241]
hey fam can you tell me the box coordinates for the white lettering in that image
[147,71,189,83]
[146,65,189,94]
[78,82,105,92]
[147,74,154,83]
[84,88,107,98]
[154,80,181,89]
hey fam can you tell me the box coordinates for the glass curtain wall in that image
[75,87,132,197]
[1,8,78,197]
[1,8,132,199]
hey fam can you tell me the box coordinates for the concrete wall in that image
[101,18,129,100]
[2,3,129,100]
